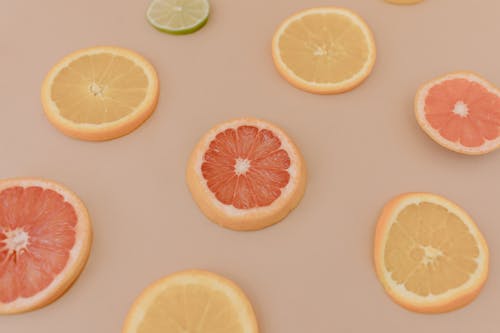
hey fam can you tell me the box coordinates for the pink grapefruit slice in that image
[415,72,500,155]
[0,178,92,314]
[186,118,307,231]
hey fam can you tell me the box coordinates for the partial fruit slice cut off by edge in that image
[122,270,259,333]
[147,0,210,35]
[374,193,489,313]
[385,0,424,4]
[415,72,500,155]
[272,6,376,94]
[41,46,159,141]
[0,178,92,314]
[186,118,307,231]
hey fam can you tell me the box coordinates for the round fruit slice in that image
[41,46,159,141]
[385,0,424,4]
[415,72,500,155]
[0,178,92,314]
[122,270,259,333]
[272,7,376,94]
[147,0,210,35]
[374,193,489,313]
[186,118,306,231]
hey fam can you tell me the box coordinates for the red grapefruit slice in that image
[186,118,307,231]
[0,178,92,314]
[415,72,500,155]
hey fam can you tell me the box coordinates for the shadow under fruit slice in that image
[415,72,500,155]
[374,193,489,313]
[186,118,307,231]
[122,270,259,333]
[272,7,376,94]
[41,46,159,141]
[0,178,92,314]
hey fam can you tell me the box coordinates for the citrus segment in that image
[41,46,159,141]
[187,118,306,231]
[0,179,92,314]
[415,72,500,154]
[122,270,258,333]
[272,7,376,94]
[374,193,489,313]
[147,0,210,34]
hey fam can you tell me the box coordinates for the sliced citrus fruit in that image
[147,0,210,34]
[271,7,376,94]
[374,193,489,313]
[41,46,159,141]
[385,0,424,4]
[122,270,259,333]
[186,118,306,231]
[415,72,500,155]
[0,178,92,314]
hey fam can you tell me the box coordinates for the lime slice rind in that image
[147,0,210,35]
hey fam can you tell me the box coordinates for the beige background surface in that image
[1,0,499,332]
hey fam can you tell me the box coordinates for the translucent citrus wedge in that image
[272,7,376,94]
[122,270,259,333]
[0,178,92,314]
[374,193,489,313]
[41,46,159,141]
[415,72,500,155]
[147,0,210,35]
[186,118,307,231]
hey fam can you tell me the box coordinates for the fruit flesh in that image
[0,187,76,303]
[424,78,500,147]
[201,126,291,209]
[384,202,479,296]
[51,54,148,124]
[137,284,243,333]
[278,12,371,84]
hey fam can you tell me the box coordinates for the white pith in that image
[234,158,251,176]
[2,228,29,254]
[452,101,469,118]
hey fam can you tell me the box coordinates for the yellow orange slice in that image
[41,46,159,141]
[415,72,500,155]
[0,178,92,314]
[374,193,489,313]
[272,7,376,94]
[122,270,259,333]
[186,118,307,231]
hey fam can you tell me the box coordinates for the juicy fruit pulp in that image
[147,0,210,34]
[0,187,76,303]
[385,201,479,296]
[424,78,500,148]
[202,125,291,209]
[51,53,149,124]
[123,271,258,333]
[138,284,243,333]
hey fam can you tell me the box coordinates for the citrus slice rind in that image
[272,7,376,94]
[41,46,159,141]
[146,0,210,35]
[122,270,259,333]
[415,72,500,155]
[374,193,489,313]
[186,118,306,231]
[0,178,92,314]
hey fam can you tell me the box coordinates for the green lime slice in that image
[147,0,210,35]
